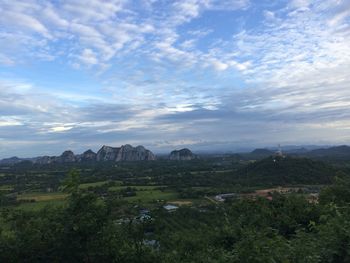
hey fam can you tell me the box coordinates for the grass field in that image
[17,199,66,211]
[109,184,176,204]
[17,192,68,202]
[0,184,14,191]
[16,192,68,211]
[109,185,166,191]
[12,183,193,210]
[168,200,193,206]
[79,180,123,189]
[79,181,109,189]
[125,189,178,203]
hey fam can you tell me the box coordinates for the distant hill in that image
[169,148,198,161]
[239,145,350,161]
[250,148,275,156]
[235,156,336,186]
[238,148,275,160]
[0,156,23,165]
[284,147,309,154]
[305,145,350,160]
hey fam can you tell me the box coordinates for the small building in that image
[214,193,238,202]
[140,208,150,215]
[143,239,159,249]
[138,214,152,222]
[163,204,179,212]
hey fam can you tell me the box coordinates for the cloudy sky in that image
[0,0,350,157]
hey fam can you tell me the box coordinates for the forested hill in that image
[235,156,337,186]
[305,145,350,160]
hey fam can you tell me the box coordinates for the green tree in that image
[319,172,350,206]
[61,168,81,194]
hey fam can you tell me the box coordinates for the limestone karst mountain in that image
[169,148,197,160]
[0,145,155,165]
[97,144,156,162]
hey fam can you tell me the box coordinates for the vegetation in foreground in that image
[0,167,349,262]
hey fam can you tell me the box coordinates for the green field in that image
[16,192,68,211]
[0,184,14,191]
[16,199,66,211]
[13,184,179,210]
[17,192,68,202]
[79,181,109,189]
[108,184,177,203]
[108,185,165,191]
[79,180,123,189]
[125,189,178,203]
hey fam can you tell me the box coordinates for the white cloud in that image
[78,49,98,65]
[0,117,23,127]
[49,126,73,133]
[0,53,15,66]
[0,0,252,72]
[70,23,102,38]
[0,11,51,38]
[289,0,311,9]
[207,0,250,10]
[62,0,123,22]
[328,2,350,26]
[42,5,69,28]
[211,60,229,71]
[263,10,275,20]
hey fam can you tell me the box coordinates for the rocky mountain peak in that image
[97,144,155,162]
[79,149,97,162]
[96,145,119,161]
[84,149,95,154]
[169,148,197,161]
[59,150,76,163]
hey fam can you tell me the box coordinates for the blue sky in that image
[0,0,350,157]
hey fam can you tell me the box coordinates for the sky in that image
[0,0,350,157]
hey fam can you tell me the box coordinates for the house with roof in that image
[163,204,179,212]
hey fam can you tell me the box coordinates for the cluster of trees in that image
[235,156,337,186]
[0,169,349,262]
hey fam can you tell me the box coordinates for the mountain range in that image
[0,146,199,165]
[243,145,350,161]
[0,145,155,165]
[1,145,350,165]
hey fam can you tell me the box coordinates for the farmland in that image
[0,156,336,212]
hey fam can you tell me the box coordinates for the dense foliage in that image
[236,156,336,186]
[0,156,339,202]
[0,169,349,262]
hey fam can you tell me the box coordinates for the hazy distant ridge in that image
[0,144,156,165]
